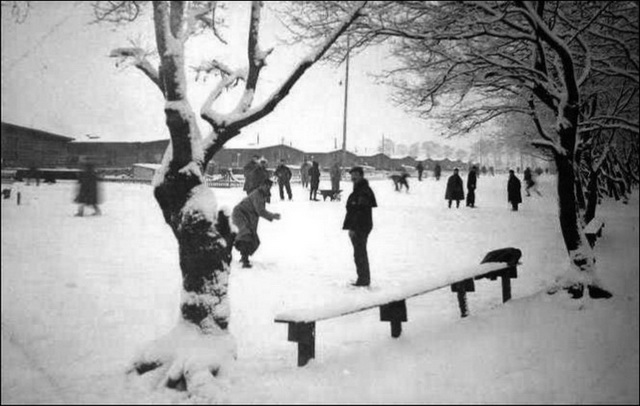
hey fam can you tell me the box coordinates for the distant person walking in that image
[523,167,542,196]
[466,166,478,208]
[232,179,281,268]
[275,159,293,201]
[330,160,342,192]
[74,162,101,216]
[445,168,465,208]
[343,166,377,287]
[300,160,311,189]
[508,170,522,211]
[416,161,425,181]
[309,161,321,201]
[434,163,442,181]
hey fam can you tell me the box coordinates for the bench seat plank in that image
[275,261,511,324]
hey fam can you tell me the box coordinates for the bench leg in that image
[380,300,407,338]
[501,276,512,303]
[287,322,315,367]
[456,291,469,318]
[390,319,402,338]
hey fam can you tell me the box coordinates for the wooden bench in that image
[318,189,342,201]
[275,248,521,366]
[584,217,605,247]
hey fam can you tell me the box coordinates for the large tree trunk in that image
[553,106,611,299]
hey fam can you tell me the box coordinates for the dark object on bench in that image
[275,247,522,366]
[319,189,342,201]
[584,217,605,247]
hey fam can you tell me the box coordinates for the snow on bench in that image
[275,248,521,367]
[584,217,605,247]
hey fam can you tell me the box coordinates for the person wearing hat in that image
[232,179,281,268]
[342,166,377,287]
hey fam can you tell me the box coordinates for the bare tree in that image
[97,0,366,397]
[285,1,639,299]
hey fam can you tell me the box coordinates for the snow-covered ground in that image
[2,172,638,404]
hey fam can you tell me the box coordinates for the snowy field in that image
[2,171,638,404]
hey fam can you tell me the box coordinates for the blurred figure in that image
[416,161,425,181]
[445,168,465,208]
[330,160,342,192]
[390,168,410,192]
[75,162,101,216]
[524,167,542,196]
[434,163,442,181]
[232,179,281,268]
[300,160,311,189]
[508,170,522,211]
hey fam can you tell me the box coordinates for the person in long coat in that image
[309,161,321,201]
[466,166,478,208]
[508,170,522,211]
[74,162,101,216]
[232,179,281,268]
[445,168,465,208]
[343,166,377,287]
[300,160,311,188]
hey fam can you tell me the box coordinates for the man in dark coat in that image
[75,162,101,216]
[445,168,465,208]
[434,163,442,181]
[309,161,321,201]
[466,166,478,208]
[275,159,293,201]
[508,170,522,211]
[416,161,425,181]
[232,179,281,268]
[343,166,377,287]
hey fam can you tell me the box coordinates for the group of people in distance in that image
[231,155,542,287]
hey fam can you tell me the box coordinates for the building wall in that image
[1,122,72,168]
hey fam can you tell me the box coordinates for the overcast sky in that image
[1,1,474,154]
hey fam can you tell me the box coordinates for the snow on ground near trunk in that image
[2,173,638,404]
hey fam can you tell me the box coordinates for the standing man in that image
[416,161,425,181]
[309,161,321,201]
[508,169,523,211]
[330,160,342,192]
[466,166,478,208]
[342,166,377,287]
[275,159,293,201]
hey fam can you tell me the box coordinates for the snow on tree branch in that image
[225,2,365,134]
